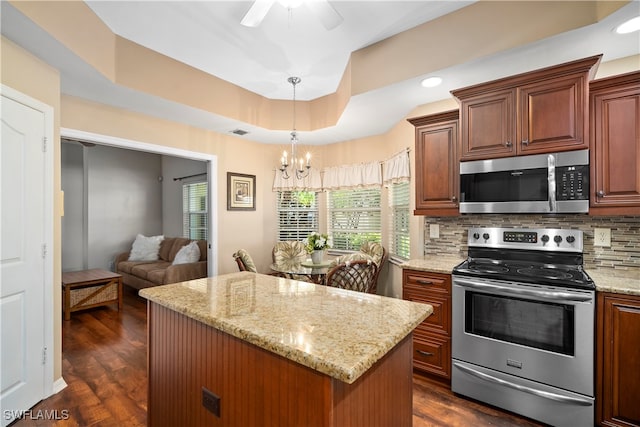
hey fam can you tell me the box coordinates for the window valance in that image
[322,161,382,191]
[272,167,323,191]
[383,149,410,186]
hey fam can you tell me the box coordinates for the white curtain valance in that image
[272,167,323,192]
[322,161,382,191]
[383,149,410,186]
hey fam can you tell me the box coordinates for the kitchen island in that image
[139,272,432,427]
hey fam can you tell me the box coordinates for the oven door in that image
[452,275,594,396]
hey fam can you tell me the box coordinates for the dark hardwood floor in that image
[14,287,545,427]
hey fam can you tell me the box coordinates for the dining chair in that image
[232,249,258,273]
[325,259,378,294]
[272,241,312,282]
[272,241,307,264]
[359,241,388,288]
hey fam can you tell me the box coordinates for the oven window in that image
[460,168,548,202]
[465,291,575,356]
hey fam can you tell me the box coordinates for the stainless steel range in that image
[452,227,595,427]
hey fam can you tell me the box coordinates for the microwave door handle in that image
[548,154,556,212]
[454,278,593,302]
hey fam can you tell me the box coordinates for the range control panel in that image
[468,227,583,253]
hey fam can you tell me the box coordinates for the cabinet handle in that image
[505,141,512,148]
[451,196,458,203]
[597,190,605,197]
[416,350,434,357]
[416,279,433,285]
[522,139,529,146]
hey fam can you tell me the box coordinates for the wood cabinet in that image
[402,269,451,383]
[407,110,459,216]
[452,55,601,161]
[596,292,640,427]
[589,71,640,215]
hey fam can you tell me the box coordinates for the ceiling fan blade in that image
[307,0,343,30]
[240,0,276,27]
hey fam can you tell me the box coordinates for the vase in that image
[310,250,325,264]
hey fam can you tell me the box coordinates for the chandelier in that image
[279,76,311,180]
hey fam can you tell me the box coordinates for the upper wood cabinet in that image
[452,55,601,161]
[589,71,640,215]
[408,110,459,216]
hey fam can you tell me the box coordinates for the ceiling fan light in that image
[421,77,442,88]
[615,16,640,34]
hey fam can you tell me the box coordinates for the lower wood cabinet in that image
[597,292,640,427]
[402,269,451,384]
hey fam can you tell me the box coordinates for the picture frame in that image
[227,172,256,211]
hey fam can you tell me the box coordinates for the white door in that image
[0,92,47,426]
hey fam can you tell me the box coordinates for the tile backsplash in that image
[423,215,640,273]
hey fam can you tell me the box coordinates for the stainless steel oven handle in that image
[454,278,593,302]
[453,362,593,406]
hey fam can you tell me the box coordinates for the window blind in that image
[389,182,410,259]
[277,191,318,241]
[182,182,208,240]
[327,188,381,251]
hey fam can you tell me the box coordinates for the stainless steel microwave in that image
[459,150,589,214]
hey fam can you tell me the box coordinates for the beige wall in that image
[1,36,63,380]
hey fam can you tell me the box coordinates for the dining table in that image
[269,257,335,284]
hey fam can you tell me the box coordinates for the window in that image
[183,181,208,240]
[328,188,381,251]
[277,191,318,241]
[389,182,410,259]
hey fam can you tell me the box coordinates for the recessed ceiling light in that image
[421,77,442,88]
[615,16,640,34]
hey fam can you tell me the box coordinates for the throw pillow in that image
[128,234,165,261]
[172,241,201,265]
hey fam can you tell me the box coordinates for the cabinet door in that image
[590,72,640,215]
[459,89,515,160]
[402,269,452,383]
[413,333,451,380]
[518,74,589,155]
[413,114,459,215]
[597,293,640,427]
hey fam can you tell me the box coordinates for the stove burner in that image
[467,259,509,274]
[515,266,573,281]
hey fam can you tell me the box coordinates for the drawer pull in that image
[416,279,433,285]
[416,350,434,357]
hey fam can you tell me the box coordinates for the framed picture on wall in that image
[227,172,256,211]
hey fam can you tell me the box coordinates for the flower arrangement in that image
[302,232,332,254]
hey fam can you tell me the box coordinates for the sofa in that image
[115,237,207,290]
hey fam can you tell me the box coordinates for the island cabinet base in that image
[147,302,414,427]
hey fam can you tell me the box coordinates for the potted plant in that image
[302,232,332,264]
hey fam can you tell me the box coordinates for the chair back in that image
[232,249,257,273]
[359,241,387,287]
[272,241,307,263]
[325,259,378,294]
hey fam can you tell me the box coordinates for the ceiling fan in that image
[241,0,344,30]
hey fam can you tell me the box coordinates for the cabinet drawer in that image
[413,334,451,380]
[403,271,450,294]
[405,290,450,334]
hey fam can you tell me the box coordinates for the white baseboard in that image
[52,377,68,394]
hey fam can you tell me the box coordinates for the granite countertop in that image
[586,269,640,297]
[401,257,465,274]
[139,272,432,384]
[401,258,639,297]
